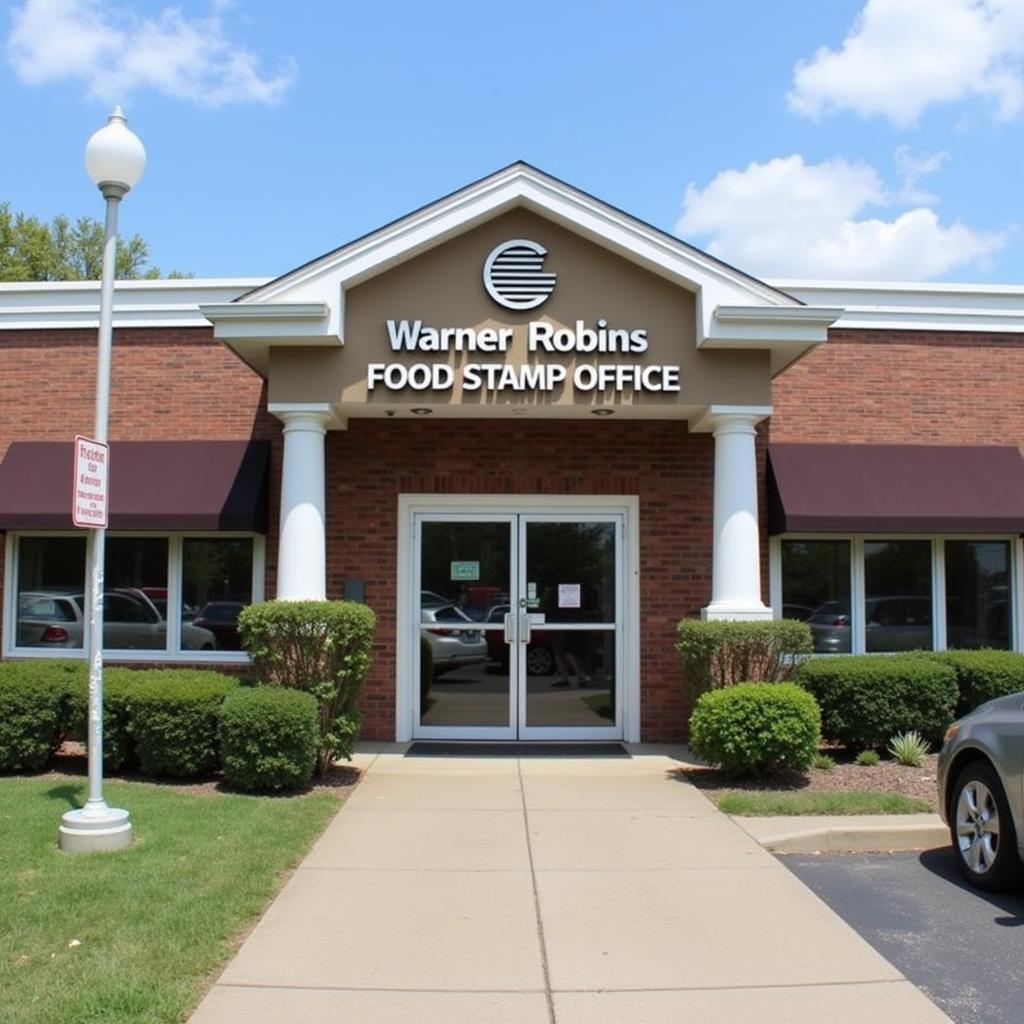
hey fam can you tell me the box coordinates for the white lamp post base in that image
[59,806,133,853]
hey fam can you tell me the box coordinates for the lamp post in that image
[58,108,146,853]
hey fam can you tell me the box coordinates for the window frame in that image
[3,530,264,663]
[770,533,1022,654]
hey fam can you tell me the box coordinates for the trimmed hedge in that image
[239,600,376,772]
[689,682,821,775]
[793,654,957,749]
[0,661,81,771]
[930,649,1024,717]
[219,687,319,792]
[676,618,812,701]
[129,671,239,779]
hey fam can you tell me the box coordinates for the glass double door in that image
[414,512,622,739]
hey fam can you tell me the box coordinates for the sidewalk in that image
[189,745,951,1023]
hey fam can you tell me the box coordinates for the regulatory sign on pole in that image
[72,435,109,529]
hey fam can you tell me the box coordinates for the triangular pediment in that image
[201,164,842,380]
[239,162,796,311]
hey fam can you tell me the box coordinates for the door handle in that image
[519,612,532,644]
[504,612,515,644]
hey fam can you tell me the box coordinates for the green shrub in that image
[888,730,930,767]
[64,667,140,770]
[0,660,80,771]
[239,600,376,773]
[855,749,881,767]
[219,687,319,792]
[930,649,1024,717]
[793,654,956,749]
[128,671,239,779]
[812,753,835,771]
[676,618,813,701]
[688,682,821,775]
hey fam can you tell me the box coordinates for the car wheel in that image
[951,761,1022,891]
[526,644,554,676]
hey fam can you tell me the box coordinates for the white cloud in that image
[788,0,1024,126]
[7,0,296,107]
[677,154,1006,280]
[894,146,949,203]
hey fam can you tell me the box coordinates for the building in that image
[2,164,1023,743]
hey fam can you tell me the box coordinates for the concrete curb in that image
[733,814,950,854]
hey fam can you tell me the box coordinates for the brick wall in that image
[0,326,280,651]
[324,418,715,742]
[771,328,1024,446]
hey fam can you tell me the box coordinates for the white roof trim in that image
[0,278,265,331]
[770,279,1024,333]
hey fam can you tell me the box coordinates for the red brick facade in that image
[771,328,1024,447]
[324,419,714,741]
[0,326,281,653]
[0,325,726,742]
[4,321,1018,742]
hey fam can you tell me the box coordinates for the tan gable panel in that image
[269,208,771,416]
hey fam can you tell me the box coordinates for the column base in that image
[59,806,133,853]
[701,602,773,621]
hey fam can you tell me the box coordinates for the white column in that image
[701,410,772,621]
[273,407,331,601]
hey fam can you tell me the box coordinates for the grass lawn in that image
[716,790,933,816]
[0,773,345,1024]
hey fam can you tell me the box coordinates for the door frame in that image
[396,494,641,742]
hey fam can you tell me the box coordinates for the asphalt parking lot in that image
[783,847,1024,1024]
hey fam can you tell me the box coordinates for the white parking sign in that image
[73,436,109,528]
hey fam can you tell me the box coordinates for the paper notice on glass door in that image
[558,583,581,609]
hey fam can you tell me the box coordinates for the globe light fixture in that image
[59,108,146,853]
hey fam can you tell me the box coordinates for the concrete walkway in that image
[189,746,951,1023]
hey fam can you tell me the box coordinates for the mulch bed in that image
[679,751,941,813]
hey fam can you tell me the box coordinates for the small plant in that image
[219,686,319,792]
[239,600,376,773]
[688,682,821,775]
[855,749,881,767]
[812,753,835,771]
[676,618,813,701]
[888,730,930,767]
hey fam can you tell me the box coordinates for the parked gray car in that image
[938,692,1024,890]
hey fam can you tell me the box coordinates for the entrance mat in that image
[405,742,630,758]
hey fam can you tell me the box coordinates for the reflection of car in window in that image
[15,587,218,651]
[421,603,487,673]
[808,596,934,653]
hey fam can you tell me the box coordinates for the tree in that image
[0,202,189,281]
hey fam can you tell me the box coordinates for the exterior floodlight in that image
[84,106,146,196]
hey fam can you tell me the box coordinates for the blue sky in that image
[2,0,1022,283]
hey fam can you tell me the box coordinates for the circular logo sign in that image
[483,239,557,311]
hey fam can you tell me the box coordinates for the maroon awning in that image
[768,443,1024,534]
[0,440,269,531]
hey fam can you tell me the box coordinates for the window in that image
[781,540,851,653]
[864,540,933,653]
[946,541,1010,650]
[774,536,1017,654]
[6,533,262,660]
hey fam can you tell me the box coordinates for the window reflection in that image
[946,541,1010,650]
[183,539,254,651]
[864,541,933,652]
[15,536,86,649]
[782,540,851,653]
[102,538,169,650]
